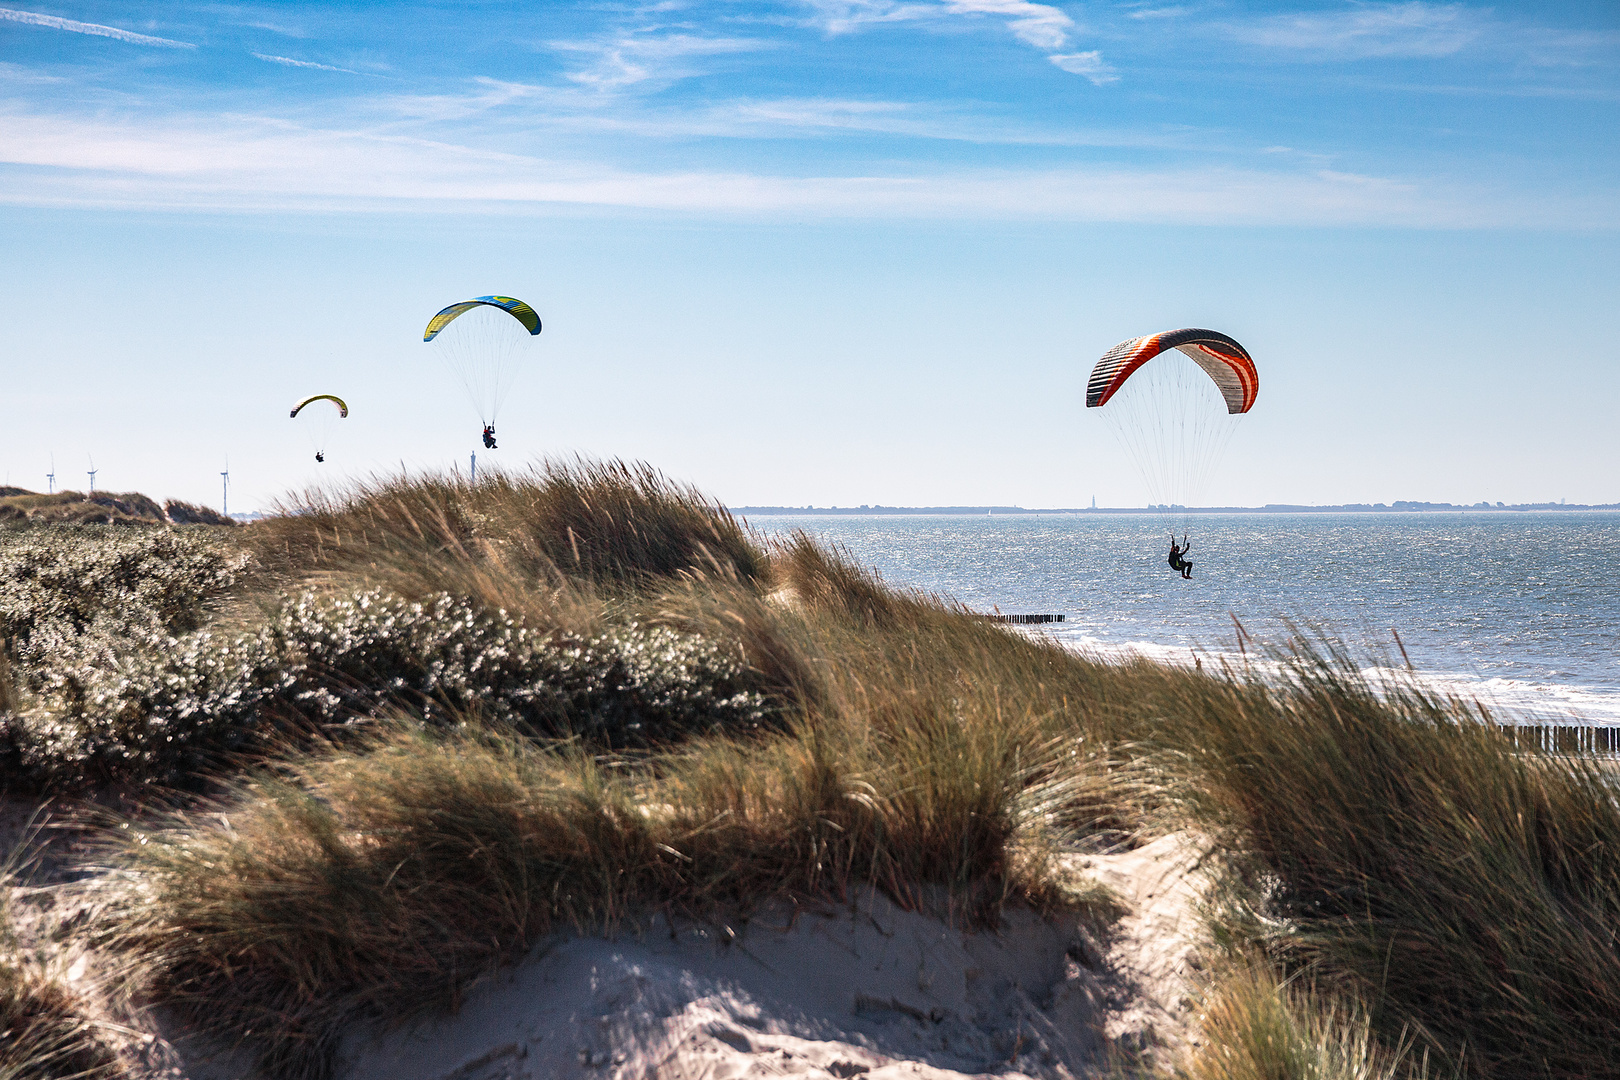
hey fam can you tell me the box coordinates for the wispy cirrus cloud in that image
[0,59,66,83]
[1214,1,1619,83]
[553,31,770,90]
[1228,1,1484,60]
[252,53,365,75]
[689,95,1099,141]
[938,0,1074,51]
[1049,50,1117,84]
[0,6,194,48]
[798,0,1118,84]
[795,1,937,35]
[240,19,310,38]
[386,80,1179,143]
[383,78,554,123]
[1,107,1609,229]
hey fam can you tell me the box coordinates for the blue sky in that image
[1,0,1616,511]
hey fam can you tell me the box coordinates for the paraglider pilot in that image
[482,425,498,449]
[1168,534,1192,579]
[315,451,324,463]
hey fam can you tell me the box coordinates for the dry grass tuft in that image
[771,530,917,628]
[162,500,236,527]
[1176,962,1420,1080]
[1154,641,1620,1078]
[651,573,826,715]
[0,649,15,718]
[0,827,122,1080]
[108,708,1112,1079]
[251,458,764,599]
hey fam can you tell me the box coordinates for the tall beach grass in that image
[251,458,764,600]
[106,701,1108,1079]
[1150,642,1620,1078]
[0,821,121,1080]
[0,462,1611,1079]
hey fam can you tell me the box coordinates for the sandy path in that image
[329,834,1210,1080]
[0,796,1209,1080]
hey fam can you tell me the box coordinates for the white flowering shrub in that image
[0,526,248,678]
[2,591,773,789]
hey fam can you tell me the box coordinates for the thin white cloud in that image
[252,53,362,75]
[1,108,1608,229]
[691,94,1173,140]
[1231,2,1484,60]
[385,78,555,123]
[798,0,1117,83]
[554,32,769,89]
[801,0,1072,44]
[0,6,195,48]
[0,60,66,83]
[1511,25,1620,69]
[940,0,1074,51]
[1049,50,1117,84]
[691,95,1152,142]
[242,19,310,38]
[797,1,939,35]
[385,80,1185,144]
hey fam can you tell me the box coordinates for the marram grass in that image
[1175,961,1423,1080]
[0,825,121,1080]
[0,463,1612,1080]
[1146,640,1620,1079]
[105,704,1105,1080]
[252,457,765,595]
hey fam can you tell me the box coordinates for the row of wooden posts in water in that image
[1500,723,1620,754]
[984,614,1066,624]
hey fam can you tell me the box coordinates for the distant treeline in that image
[734,501,1620,516]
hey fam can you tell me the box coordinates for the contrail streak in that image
[0,6,195,48]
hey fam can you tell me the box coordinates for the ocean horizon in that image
[734,503,1620,515]
[742,510,1620,727]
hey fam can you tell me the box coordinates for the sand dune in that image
[316,835,1207,1080]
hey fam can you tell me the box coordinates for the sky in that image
[1,0,1616,512]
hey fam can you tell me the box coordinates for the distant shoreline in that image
[733,502,1620,516]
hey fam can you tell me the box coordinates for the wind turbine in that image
[86,456,97,494]
[220,457,230,517]
[46,454,55,495]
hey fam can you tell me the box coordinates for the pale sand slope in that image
[325,834,1210,1080]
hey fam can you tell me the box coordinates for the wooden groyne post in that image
[985,614,1066,625]
[1499,724,1620,754]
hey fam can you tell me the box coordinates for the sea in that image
[741,512,1620,726]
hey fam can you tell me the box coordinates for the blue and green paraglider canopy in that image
[423,296,541,342]
[421,295,543,432]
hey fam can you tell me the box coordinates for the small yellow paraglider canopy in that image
[289,394,349,419]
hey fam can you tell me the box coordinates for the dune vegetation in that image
[0,489,235,527]
[0,459,1614,1080]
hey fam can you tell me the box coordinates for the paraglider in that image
[423,296,541,447]
[1085,329,1257,415]
[289,394,348,463]
[1168,534,1192,579]
[1086,329,1257,574]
